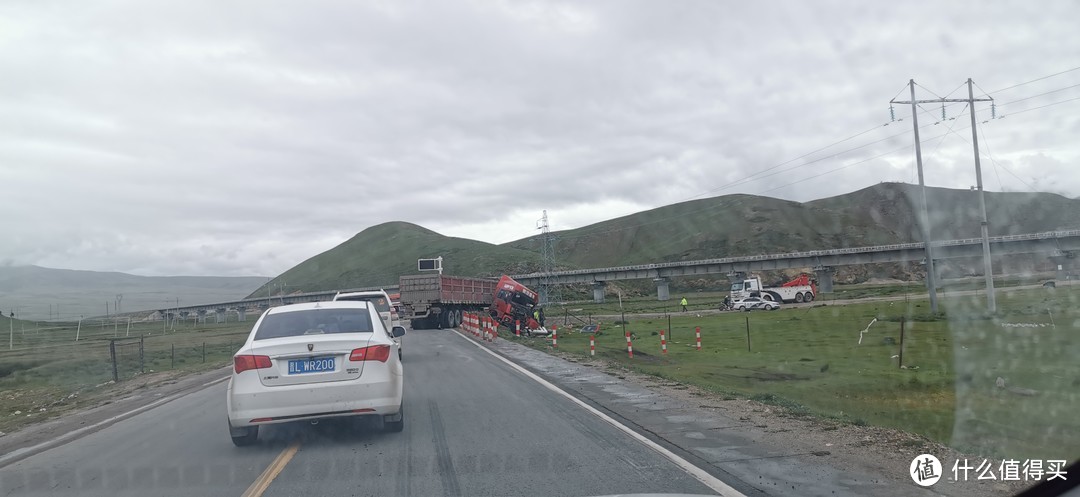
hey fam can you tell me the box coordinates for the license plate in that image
[288,357,335,375]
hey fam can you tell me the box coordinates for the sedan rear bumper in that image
[227,376,402,428]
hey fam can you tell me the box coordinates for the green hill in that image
[247,222,544,298]
[505,183,1080,268]
[255,184,1080,295]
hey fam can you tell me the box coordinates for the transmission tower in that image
[536,210,558,304]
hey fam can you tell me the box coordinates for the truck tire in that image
[805,292,814,302]
[761,294,773,301]
[795,292,804,303]
[410,319,426,330]
[454,310,463,328]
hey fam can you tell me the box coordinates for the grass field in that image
[515,285,1080,461]
[0,314,254,433]
[545,274,1056,318]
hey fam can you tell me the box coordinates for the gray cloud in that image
[1,0,1078,276]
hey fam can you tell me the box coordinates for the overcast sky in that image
[2,0,1078,277]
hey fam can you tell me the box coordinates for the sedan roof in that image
[265,301,371,315]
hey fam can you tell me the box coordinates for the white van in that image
[333,290,403,358]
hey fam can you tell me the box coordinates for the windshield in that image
[253,309,374,340]
[510,292,536,307]
[336,295,392,313]
[1,2,1075,497]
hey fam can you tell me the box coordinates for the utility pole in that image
[891,80,939,313]
[891,78,995,313]
[966,78,996,313]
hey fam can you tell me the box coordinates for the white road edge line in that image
[0,372,232,468]
[450,329,745,497]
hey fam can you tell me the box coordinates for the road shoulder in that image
[474,333,1024,497]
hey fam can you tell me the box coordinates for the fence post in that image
[202,342,206,363]
[667,314,672,341]
[898,317,905,369]
[171,343,175,369]
[139,337,144,373]
[745,316,751,352]
[109,340,118,382]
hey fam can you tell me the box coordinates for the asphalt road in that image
[0,328,720,497]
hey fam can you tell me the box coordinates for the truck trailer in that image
[398,274,498,329]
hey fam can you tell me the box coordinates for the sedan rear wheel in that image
[383,404,404,433]
[230,424,258,447]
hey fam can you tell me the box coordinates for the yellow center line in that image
[241,439,301,497]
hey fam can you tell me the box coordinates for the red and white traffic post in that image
[660,329,667,355]
[625,331,634,358]
[515,320,521,337]
[590,334,595,356]
[695,326,702,350]
[551,325,558,348]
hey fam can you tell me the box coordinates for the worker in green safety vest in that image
[681,297,688,312]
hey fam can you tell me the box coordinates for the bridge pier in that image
[197,310,207,325]
[237,308,247,322]
[654,278,670,301]
[215,308,226,323]
[592,282,606,303]
[179,311,190,325]
[814,266,835,294]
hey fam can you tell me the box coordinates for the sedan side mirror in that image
[391,326,407,338]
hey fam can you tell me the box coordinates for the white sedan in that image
[733,297,780,311]
[226,301,405,446]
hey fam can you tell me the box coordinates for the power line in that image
[686,70,1079,204]
[759,145,911,194]
[1005,95,1080,117]
[989,65,1080,94]
[980,122,1007,191]
[552,79,1080,243]
[683,122,889,201]
[998,83,1080,106]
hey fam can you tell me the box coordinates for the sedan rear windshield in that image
[254,308,374,340]
[336,295,392,312]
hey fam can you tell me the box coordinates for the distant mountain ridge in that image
[0,265,266,320]
[252,183,1080,295]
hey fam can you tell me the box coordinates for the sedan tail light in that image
[234,354,272,373]
[350,344,391,362]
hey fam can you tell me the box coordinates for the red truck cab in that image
[490,275,541,330]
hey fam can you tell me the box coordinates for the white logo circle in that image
[910,454,942,486]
